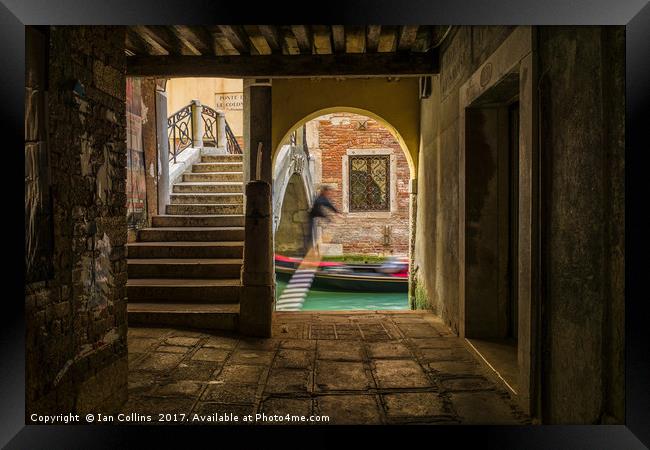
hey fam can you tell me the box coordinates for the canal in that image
[275,277,409,311]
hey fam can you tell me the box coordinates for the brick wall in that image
[25,26,128,416]
[313,113,411,256]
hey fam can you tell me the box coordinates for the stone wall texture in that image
[25,26,128,417]
[414,26,625,423]
[313,113,411,256]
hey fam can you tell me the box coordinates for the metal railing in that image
[201,105,218,146]
[225,121,242,154]
[167,100,242,162]
[167,104,193,163]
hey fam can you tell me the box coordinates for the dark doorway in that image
[464,73,520,392]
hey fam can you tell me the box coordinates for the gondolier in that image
[305,185,340,255]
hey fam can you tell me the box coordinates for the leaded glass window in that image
[348,155,390,211]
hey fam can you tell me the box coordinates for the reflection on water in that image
[275,277,409,311]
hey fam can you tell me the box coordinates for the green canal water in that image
[275,277,409,311]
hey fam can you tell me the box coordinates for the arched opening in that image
[273,109,415,312]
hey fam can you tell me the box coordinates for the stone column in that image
[141,78,158,222]
[239,181,274,337]
[155,80,170,213]
[216,111,227,149]
[245,80,272,182]
[190,99,203,149]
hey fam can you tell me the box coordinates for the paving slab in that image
[373,359,432,389]
[191,347,231,362]
[382,392,448,418]
[317,340,364,361]
[265,368,311,394]
[450,391,521,424]
[366,341,413,359]
[315,361,372,391]
[215,364,266,384]
[273,349,314,369]
[202,383,258,404]
[229,349,275,365]
[314,395,382,425]
[135,352,185,371]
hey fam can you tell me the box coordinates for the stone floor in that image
[123,311,530,425]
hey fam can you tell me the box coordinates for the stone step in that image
[201,154,243,163]
[183,172,243,183]
[170,192,244,205]
[172,182,243,194]
[128,258,242,279]
[192,162,243,173]
[152,215,245,228]
[166,203,244,215]
[128,302,239,331]
[127,241,243,259]
[137,227,244,242]
[127,278,241,303]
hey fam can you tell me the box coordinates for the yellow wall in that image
[166,78,243,137]
[271,78,421,175]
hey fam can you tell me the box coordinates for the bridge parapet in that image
[272,143,315,233]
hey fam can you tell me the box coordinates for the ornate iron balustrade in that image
[225,121,242,154]
[167,104,193,163]
[201,105,218,146]
[167,102,242,161]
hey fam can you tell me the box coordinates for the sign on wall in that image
[215,92,243,111]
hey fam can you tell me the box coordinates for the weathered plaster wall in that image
[25,26,128,416]
[271,77,420,175]
[414,26,516,331]
[538,26,625,424]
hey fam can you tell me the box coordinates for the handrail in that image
[167,102,241,161]
[167,104,193,163]
[225,121,242,154]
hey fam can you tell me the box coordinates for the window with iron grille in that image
[348,155,390,211]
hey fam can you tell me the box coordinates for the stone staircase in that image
[126,153,245,330]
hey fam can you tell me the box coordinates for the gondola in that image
[275,255,408,293]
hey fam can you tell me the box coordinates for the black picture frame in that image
[3,1,649,448]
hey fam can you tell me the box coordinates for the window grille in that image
[348,155,390,211]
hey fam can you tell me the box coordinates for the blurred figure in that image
[305,185,340,256]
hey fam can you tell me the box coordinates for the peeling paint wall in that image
[25,26,128,417]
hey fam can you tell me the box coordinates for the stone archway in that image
[272,108,418,307]
[275,173,312,256]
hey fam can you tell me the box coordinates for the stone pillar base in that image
[239,285,274,337]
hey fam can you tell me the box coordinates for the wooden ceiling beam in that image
[312,25,332,54]
[217,25,250,55]
[413,26,433,52]
[126,51,439,78]
[170,25,212,56]
[345,26,366,53]
[243,25,272,55]
[258,25,282,53]
[290,25,313,54]
[125,29,149,56]
[397,25,419,52]
[366,25,381,53]
[378,26,398,52]
[331,25,345,53]
[132,26,171,55]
